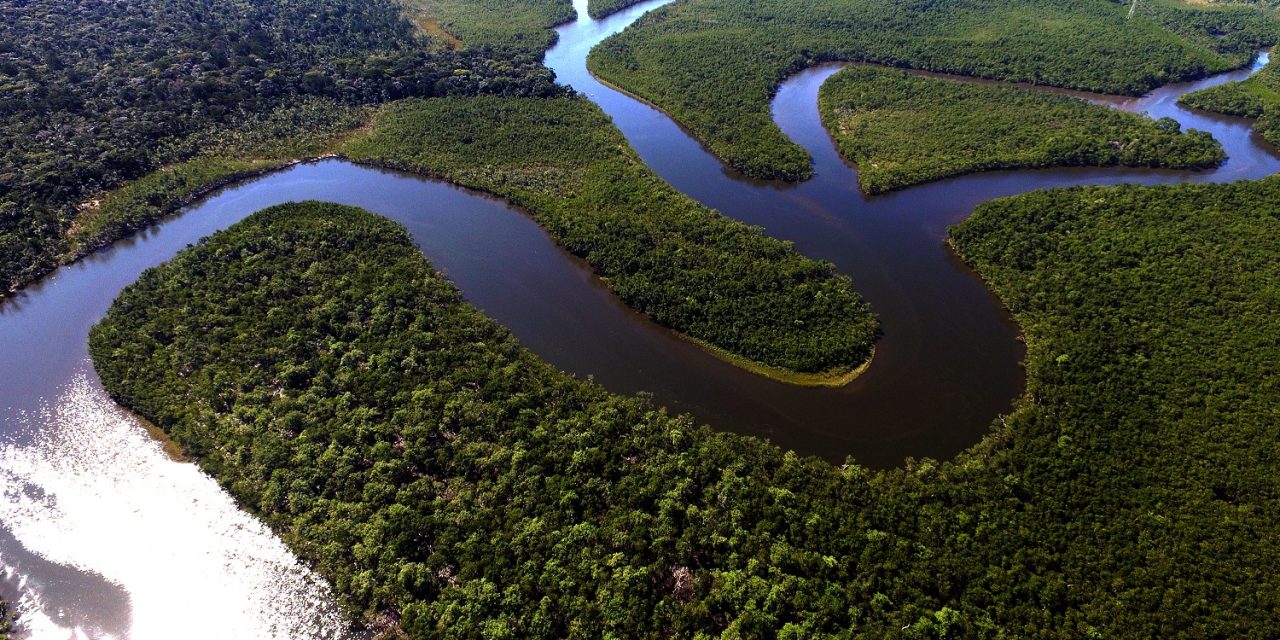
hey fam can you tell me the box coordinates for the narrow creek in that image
[0,0,1275,634]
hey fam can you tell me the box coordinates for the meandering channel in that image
[0,0,1276,634]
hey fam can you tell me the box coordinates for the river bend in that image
[0,0,1275,635]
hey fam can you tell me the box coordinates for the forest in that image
[587,0,653,19]
[819,67,1226,193]
[0,0,567,300]
[589,0,1280,179]
[340,96,877,376]
[14,0,1280,636]
[1181,54,1280,143]
[93,171,1280,637]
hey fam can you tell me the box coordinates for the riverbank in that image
[90,173,1280,637]
[680,334,875,387]
[40,94,878,385]
[818,65,1226,194]
[587,0,1277,180]
[337,95,878,377]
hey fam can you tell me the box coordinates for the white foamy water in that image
[0,369,357,639]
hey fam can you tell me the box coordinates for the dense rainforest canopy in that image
[340,95,877,376]
[818,66,1226,192]
[0,0,566,298]
[589,0,1280,179]
[93,176,1280,637]
[14,0,1280,636]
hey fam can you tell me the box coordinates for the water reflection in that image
[0,374,357,639]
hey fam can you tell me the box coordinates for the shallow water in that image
[0,0,1275,634]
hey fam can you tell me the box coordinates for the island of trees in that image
[819,66,1225,193]
[589,0,1280,180]
[587,0,654,19]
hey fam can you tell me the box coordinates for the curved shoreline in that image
[548,0,1280,465]
[0,0,1277,633]
[680,334,875,387]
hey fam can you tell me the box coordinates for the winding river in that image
[0,0,1276,634]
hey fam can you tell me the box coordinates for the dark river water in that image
[0,0,1276,634]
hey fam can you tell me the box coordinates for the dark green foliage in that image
[1181,53,1280,143]
[819,67,1225,192]
[589,0,1280,180]
[65,100,372,260]
[945,178,1280,638]
[342,95,876,375]
[0,0,564,299]
[93,178,1280,637]
[90,203,880,639]
[587,0,652,19]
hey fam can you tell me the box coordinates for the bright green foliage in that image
[589,0,1280,180]
[93,179,1280,637]
[396,0,574,51]
[341,95,877,375]
[0,0,564,299]
[819,67,1225,193]
[1181,54,1280,143]
[588,0,651,19]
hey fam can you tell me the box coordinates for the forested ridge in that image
[589,0,1280,179]
[819,66,1226,192]
[0,0,566,299]
[93,176,1280,637]
[341,96,877,376]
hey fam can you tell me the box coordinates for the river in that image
[0,0,1275,635]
